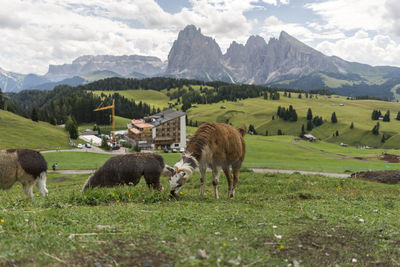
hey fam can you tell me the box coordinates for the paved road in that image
[51,168,350,178]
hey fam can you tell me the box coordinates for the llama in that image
[0,149,48,198]
[82,152,165,192]
[167,122,246,199]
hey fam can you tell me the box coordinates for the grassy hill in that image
[91,89,170,109]
[185,93,400,148]
[0,109,70,150]
[87,87,400,148]
[78,116,132,133]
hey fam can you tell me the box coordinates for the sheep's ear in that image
[166,165,175,174]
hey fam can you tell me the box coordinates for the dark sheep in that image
[82,152,165,192]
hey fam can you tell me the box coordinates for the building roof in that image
[129,128,142,135]
[304,134,316,139]
[148,109,186,126]
[131,119,153,129]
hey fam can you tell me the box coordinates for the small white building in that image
[303,134,316,142]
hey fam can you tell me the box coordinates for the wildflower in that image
[116,200,120,203]
[223,242,226,246]
[337,186,342,191]
[1,219,4,223]
[280,245,284,250]
[36,194,39,197]
[16,185,20,189]
[230,197,233,200]
[179,191,183,195]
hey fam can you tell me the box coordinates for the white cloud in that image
[316,31,400,66]
[261,16,345,43]
[305,0,390,33]
[385,0,400,36]
[0,0,286,74]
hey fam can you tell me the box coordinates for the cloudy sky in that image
[1,0,400,74]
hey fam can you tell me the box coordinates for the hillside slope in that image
[0,110,70,150]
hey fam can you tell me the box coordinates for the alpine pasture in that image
[0,88,400,265]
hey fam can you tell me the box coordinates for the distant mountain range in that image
[2,25,400,99]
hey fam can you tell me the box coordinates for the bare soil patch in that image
[279,226,398,266]
[351,170,400,184]
[379,153,400,163]
[65,239,172,267]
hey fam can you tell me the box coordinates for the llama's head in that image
[166,155,197,196]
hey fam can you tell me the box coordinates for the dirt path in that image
[51,168,350,178]
[42,147,130,154]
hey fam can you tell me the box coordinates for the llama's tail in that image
[37,171,48,196]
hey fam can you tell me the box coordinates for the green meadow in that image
[186,94,400,148]
[43,134,400,173]
[0,109,70,150]
[0,171,399,266]
[91,89,170,109]
[78,116,132,133]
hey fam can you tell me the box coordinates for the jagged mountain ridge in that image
[1,24,400,99]
[45,55,167,82]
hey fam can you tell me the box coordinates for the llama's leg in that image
[223,167,233,199]
[144,173,163,192]
[36,172,48,196]
[199,164,207,196]
[22,180,35,198]
[230,168,240,198]
[212,168,220,200]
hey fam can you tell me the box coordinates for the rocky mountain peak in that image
[166,25,229,81]
[245,35,267,50]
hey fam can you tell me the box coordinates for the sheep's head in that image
[166,165,189,197]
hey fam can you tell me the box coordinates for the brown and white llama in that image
[0,149,48,198]
[167,122,246,199]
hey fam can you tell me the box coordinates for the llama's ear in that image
[166,165,175,174]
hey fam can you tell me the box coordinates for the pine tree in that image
[301,124,305,136]
[397,111,400,121]
[372,122,380,135]
[288,92,291,98]
[65,116,79,139]
[0,88,4,110]
[331,112,338,123]
[381,135,386,143]
[277,129,283,135]
[265,130,268,136]
[298,93,302,99]
[350,122,354,129]
[335,130,339,136]
[383,110,390,122]
[307,108,313,120]
[248,124,257,135]
[307,120,313,131]
[31,108,39,122]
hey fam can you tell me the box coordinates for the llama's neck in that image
[174,153,198,176]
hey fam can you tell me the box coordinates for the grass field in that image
[0,171,399,266]
[92,90,170,109]
[78,116,132,133]
[43,134,400,173]
[0,110,70,150]
[186,94,400,148]
[88,88,400,148]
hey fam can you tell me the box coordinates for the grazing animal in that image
[0,149,48,198]
[167,122,246,199]
[82,152,165,192]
